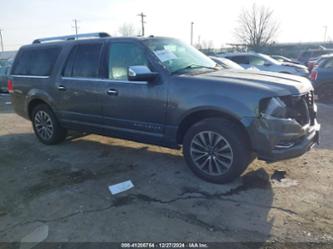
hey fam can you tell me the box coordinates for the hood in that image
[190,69,313,95]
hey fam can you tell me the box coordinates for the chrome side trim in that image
[61,77,148,85]
[61,119,163,137]
[11,75,50,79]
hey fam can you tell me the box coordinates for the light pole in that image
[190,22,194,45]
[73,19,79,39]
[138,12,146,36]
[324,25,328,42]
[0,29,4,52]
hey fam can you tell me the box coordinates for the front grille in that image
[281,92,315,126]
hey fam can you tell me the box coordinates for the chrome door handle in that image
[106,89,118,96]
[57,85,66,91]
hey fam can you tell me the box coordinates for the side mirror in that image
[264,62,272,67]
[128,66,158,82]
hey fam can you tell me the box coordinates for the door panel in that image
[56,77,104,126]
[55,42,105,130]
[101,80,167,134]
[100,41,167,137]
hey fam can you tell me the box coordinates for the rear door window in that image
[63,43,103,78]
[12,47,61,76]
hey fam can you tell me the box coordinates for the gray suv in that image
[9,33,320,183]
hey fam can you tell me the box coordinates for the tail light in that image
[310,71,318,81]
[7,79,13,93]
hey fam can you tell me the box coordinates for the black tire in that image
[317,84,333,103]
[32,104,67,145]
[183,118,253,184]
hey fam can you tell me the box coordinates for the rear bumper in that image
[244,114,320,163]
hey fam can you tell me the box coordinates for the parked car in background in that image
[271,55,301,65]
[298,48,333,65]
[223,52,309,77]
[0,64,11,93]
[310,55,333,102]
[209,56,244,70]
[307,53,333,72]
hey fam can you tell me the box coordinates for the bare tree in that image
[118,23,138,36]
[235,4,279,51]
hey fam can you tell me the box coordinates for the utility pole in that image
[190,22,194,45]
[138,12,146,36]
[324,25,328,42]
[73,19,79,39]
[0,29,4,52]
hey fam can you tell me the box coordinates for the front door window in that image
[108,43,148,80]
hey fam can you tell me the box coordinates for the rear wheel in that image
[32,104,67,145]
[183,118,253,184]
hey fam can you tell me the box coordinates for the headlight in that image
[260,97,287,118]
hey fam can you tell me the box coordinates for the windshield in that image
[144,38,217,74]
[259,53,281,65]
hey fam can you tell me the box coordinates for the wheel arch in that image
[176,108,251,147]
[25,89,57,120]
[27,99,50,120]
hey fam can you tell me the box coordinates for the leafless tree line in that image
[236,4,279,51]
[118,23,139,36]
[116,4,279,51]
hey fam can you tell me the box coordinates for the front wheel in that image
[183,118,253,184]
[32,104,67,145]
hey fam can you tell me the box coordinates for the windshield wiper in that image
[171,64,218,75]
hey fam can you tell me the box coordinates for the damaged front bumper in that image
[245,108,320,163]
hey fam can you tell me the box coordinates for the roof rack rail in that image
[32,32,111,44]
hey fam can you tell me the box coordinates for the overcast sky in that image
[0,0,332,51]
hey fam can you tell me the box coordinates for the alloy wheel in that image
[34,110,54,141]
[190,131,233,176]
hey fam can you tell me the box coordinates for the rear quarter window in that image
[12,47,61,76]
